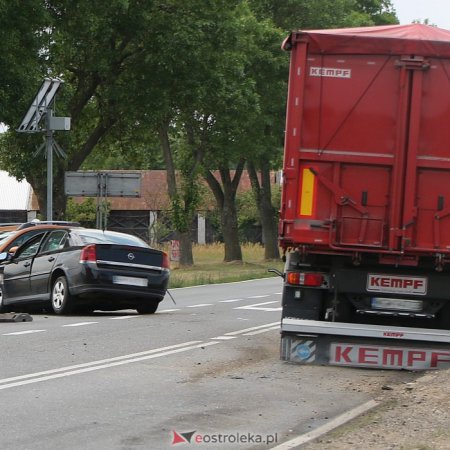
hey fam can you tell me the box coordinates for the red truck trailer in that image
[278,24,450,370]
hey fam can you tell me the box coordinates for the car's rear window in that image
[76,230,150,248]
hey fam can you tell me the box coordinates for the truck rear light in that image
[80,244,97,263]
[287,272,324,287]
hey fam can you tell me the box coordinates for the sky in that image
[392,0,450,30]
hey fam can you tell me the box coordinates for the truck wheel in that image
[51,276,74,315]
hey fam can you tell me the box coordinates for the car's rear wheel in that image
[136,302,159,314]
[51,276,74,315]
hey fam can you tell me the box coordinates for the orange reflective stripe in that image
[299,167,316,216]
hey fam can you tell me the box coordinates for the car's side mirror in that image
[8,246,18,255]
[0,251,12,263]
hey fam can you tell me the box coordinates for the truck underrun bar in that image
[281,318,450,370]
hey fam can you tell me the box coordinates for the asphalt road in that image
[0,277,393,450]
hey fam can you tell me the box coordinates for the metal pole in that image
[96,173,101,229]
[46,113,53,221]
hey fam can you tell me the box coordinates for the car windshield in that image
[76,230,150,248]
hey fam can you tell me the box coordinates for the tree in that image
[156,1,266,263]
[0,0,400,264]
[195,32,262,260]
[244,0,399,261]
[0,0,48,124]
[1,0,180,216]
[249,0,398,30]
[355,0,398,25]
[147,1,255,265]
[237,17,286,260]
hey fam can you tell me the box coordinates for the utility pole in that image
[17,78,70,220]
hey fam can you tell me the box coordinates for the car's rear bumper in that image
[68,264,169,302]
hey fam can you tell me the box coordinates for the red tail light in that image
[161,251,170,269]
[80,244,97,262]
[286,272,324,287]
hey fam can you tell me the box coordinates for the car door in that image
[2,233,47,304]
[30,230,69,298]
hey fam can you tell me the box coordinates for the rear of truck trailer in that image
[279,24,450,369]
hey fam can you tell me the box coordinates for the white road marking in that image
[63,322,99,327]
[210,336,237,341]
[158,309,181,313]
[2,330,46,336]
[109,315,140,320]
[225,322,279,336]
[0,321,281,390]
[247,295,270,299]
[220,299,244,303]
[270,400,379,450]
[0,341,218,390]
[235,301,282,312]
[187,304,213,308]
[243,325,279,336]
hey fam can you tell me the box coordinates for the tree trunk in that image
[221,192,242,262]
[204,161,244,262]
[178,230,193,266]
[158,121,194,266]
[29,169,67,220]
[247,161,280,260]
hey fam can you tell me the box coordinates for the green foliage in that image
[249,0,398,30]
[149,214,172,246]
[65,198,97,227]
[355,0,398,25]
[236,189,259,241]
[81,133,164,170]
[0,0,49,124]
[0,0,399,232]
[235,184,281,241]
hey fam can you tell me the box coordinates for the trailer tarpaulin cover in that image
[283,24,450,57]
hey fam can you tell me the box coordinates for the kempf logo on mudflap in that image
[367,274,427,295]
[309,67,352,78]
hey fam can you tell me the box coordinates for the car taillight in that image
[80,244,97,262]
[286,272,324,287]
[161,251,170,269]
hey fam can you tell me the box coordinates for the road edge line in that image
[270,399,379,450]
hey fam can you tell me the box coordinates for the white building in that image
[0,171,37,223]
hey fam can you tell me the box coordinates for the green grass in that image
[167,243,284,288]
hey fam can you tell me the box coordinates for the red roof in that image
[283,24,450,57]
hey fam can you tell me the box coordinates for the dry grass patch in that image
[168,243,284,288]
